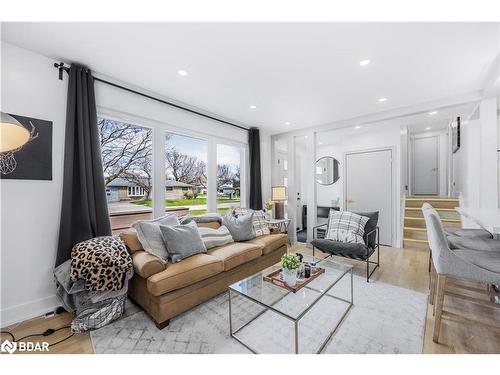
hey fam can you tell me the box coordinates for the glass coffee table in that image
[228,255,353,354]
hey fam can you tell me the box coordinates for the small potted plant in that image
[281,253,300,287]
[264,199,274,220]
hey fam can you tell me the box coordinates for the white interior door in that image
[412,136,439,195]
[345,149,393,246]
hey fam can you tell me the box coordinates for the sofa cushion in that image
[159,221,207,262]
[146,254,223,296]
[132,250,166,278]
[207,242,262,271]
[132,214,180,262]
[246,234,288,255]
[232,208,270,236]
[197,221,221,229]
[222,212,256,241]
[119,229,144,253]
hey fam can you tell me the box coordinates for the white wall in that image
[1,42,67,326]
[453,97,498,226]
[452,119,481,211]
[315,121,402,246]
[1,42,257,326]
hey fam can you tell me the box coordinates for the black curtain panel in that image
[248,127,263,210]
[56,64,111,266]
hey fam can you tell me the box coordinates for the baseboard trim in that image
[1,295,60,328]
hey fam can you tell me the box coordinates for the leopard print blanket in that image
[70,236,133,292]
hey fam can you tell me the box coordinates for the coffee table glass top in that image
[229,255,352,320]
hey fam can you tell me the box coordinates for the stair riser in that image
[403,240,429,250]
[405,199,458,209]
[404,229,428,241]
[405,209,460,220]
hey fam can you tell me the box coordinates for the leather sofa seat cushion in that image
[246,234,288,255]
[147,254,223,296]
[207,242,262,271]
[119,229,144,253]
[132,251,166,278]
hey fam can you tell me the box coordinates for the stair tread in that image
[404,216,461,222]
[406,197,459,201]
[404,226,427,231]
[405,207,456,211]
[403,238,429,243]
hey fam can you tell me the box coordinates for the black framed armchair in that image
[311,211,380,282]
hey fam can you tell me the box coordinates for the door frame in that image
[410,134,440,196]
[343,146,397,247]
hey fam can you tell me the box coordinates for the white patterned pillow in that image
[326,211,369,244]
[232,208,270,236]
[197,225,234,249]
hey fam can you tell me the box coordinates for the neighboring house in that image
[217,183,240,197]
[165,180,194,200]
[106,178,194,202]
[105,177,147,202]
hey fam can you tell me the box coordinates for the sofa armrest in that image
[132,251,166,279]
[269,227,281,235]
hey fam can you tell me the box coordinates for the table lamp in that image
[272,186,287,219]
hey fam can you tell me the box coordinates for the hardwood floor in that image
[1,244,499,354]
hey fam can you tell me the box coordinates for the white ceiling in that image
[1,22,498,134]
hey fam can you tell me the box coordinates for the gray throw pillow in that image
[222,212,256,241]
[197,225,234,249]
[132,214,180,262]
[159,221,207,262]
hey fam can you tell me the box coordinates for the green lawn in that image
[189,207,232,216]
[132,196,240,207]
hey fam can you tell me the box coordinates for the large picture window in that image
[165,132,208,216]
[217,143,242,214]
[98,117,153,232]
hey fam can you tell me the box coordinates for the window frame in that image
[98,108,248,219]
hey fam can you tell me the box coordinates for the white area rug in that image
[91,275,427,354]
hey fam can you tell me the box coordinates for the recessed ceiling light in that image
[359,59,371,66]
[249,105,257,109]
[426,127,432,130]
[428,111,437,115]
[378,97,388,102]
[285,122,291,126]
[355,126,361,129]
[177,70,188,76]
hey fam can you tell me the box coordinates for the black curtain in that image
[55,64,111,266]
[248,127,263,210]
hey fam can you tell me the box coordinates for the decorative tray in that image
[263,266,325,293]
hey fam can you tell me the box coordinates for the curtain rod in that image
[53,62,249,132]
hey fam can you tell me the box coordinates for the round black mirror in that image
[316,156,340,185]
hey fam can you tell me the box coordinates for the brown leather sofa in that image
[119,220,288,329]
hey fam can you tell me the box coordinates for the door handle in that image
[347,199,355,203]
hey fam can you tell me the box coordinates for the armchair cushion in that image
[311,239,375,260]
[325,211,369,244]
[353,211,379,249]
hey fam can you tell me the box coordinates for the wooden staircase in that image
[403,196,461,250]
